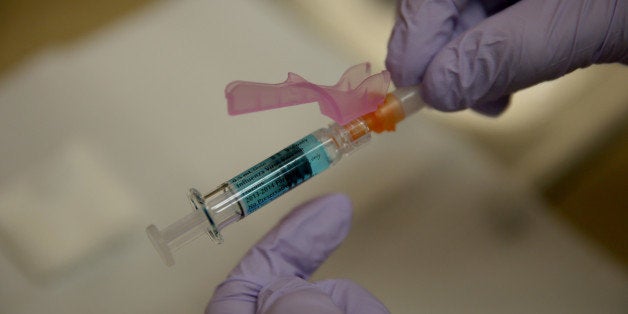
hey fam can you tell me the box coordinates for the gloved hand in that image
[386,0,628,115]
[206,194,390,314]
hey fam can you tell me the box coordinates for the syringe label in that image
[228,134,330,215]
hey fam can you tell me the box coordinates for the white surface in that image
[0,141,140,277]
[0,1,625,313]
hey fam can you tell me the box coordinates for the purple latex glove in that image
[206,194,390,314]
[386,0,628,116]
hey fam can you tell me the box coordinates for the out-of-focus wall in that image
[0,0,153,76]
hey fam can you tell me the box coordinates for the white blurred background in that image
[0,1,626,313]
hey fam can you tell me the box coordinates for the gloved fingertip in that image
[287,193,352,227]
[420,71,464,113]
[267,193,353,275]
[385,55,421,88]
[417,41,468,112]
[385,0,466,89]
[277,193,353,244]
[470,94,511,116]
[228,194,353,284]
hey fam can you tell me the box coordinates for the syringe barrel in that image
[197,120,372,236]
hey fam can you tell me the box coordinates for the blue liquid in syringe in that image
[227,134,331,215]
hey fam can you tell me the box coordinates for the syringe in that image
[146,86,425,266]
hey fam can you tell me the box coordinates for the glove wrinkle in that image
[256,277,343,314]
[596,0,628,63]
[212,278,262,301]
[315,279,391,314]
[206,278,262,314]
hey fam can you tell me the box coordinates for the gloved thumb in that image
[421,0,628,114]
[207,194,353,313]
[229,194,352,283]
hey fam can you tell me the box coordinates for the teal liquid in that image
[228,134,331,215]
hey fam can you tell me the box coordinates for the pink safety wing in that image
[225,63,391,125]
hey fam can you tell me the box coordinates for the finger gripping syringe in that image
[146,87,425,266]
